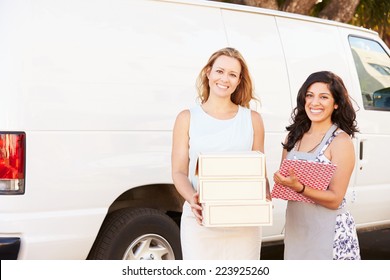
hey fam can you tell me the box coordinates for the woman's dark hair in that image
[283,71,359,151]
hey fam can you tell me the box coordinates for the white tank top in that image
[188,104,254,190]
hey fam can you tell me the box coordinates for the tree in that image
[215,0,278,9]
[211,0,390,47]
[351,0,390,47]
[282,0,317,15]
[317,0,360,23]
[243,0,278,10]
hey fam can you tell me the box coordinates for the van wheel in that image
[88,208,182,260]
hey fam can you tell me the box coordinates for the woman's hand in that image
[190,192,203,225]
[273,169,302,193]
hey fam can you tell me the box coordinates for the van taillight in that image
[0,132,25,194]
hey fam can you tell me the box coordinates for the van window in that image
[349,36,390,111]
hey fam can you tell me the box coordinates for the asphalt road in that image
[260,227,390,260]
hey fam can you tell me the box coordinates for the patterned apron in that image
[284,124,346,260]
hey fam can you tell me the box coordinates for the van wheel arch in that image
[87,208,182,260]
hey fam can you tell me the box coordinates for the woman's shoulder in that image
[330,129,354,151]
[333,129,352,142]
[326,129,355,166]
[250,109,264,122]
[176,104,201,118]
[250,109,265,133]
[175,109,190,124]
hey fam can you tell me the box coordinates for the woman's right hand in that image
[190,192,203,225]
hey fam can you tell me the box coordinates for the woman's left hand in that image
[273,169,301,192]
[190,192,203,225]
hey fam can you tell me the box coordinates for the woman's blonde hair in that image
[196,47,255,108]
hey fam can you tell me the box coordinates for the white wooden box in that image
[202,200,273,227]
[197,151,265,179]
[196,151,272,227]
[199,179,266,203]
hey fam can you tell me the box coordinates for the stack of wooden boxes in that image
[196,151,272,227]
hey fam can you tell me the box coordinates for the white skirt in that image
[180,201,262,260]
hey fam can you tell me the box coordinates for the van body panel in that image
[0,130,174,259]
[276,17,354,98]
[0,208,103,259]
[221,9,292,236]
[1,0,228,131]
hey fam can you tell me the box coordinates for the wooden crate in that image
[196,151,272,227]
[197,151,265,178]
[202,200,273,227]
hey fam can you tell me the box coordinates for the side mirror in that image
[373,87,390,110]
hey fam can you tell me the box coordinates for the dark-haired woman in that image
[273,71,361,260]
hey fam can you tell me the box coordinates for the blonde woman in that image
[171,47,270,260]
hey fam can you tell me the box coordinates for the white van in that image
[1,0,389,260]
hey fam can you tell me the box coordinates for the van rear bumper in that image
[0,237,20,260]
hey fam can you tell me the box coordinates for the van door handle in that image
[359,141,364,161]
[358,140,366,171]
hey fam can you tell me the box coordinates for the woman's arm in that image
[171,110,202,222]
[251,110,271,200]
[274,133,355,209]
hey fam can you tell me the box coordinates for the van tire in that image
[87,208,182,260]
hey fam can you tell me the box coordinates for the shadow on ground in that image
[260,227,390,260]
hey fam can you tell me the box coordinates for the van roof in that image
[159,0,378,35]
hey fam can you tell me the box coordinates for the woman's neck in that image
[202,97,237,113]
[201,98,238,120]
[308,121,333,135]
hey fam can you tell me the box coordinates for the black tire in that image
[88,208,182,260]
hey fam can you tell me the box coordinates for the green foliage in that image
[352,0,390,46]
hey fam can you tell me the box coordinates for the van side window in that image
[349,36,390,111]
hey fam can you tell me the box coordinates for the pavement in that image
[260,227,390,260]
[358,227,390,260]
